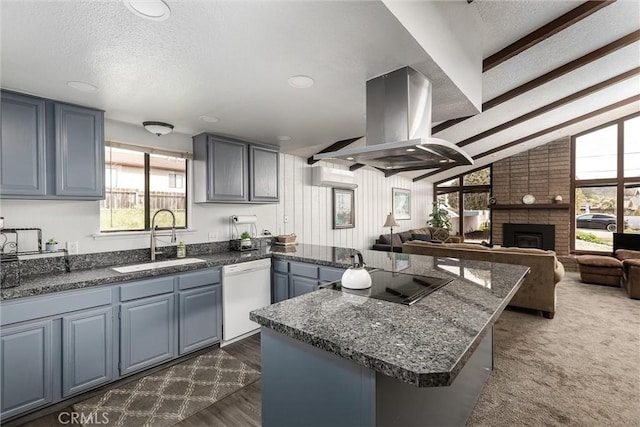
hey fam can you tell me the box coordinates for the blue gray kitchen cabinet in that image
[119,293,175,376]
[54,103,104,198]
[0,90,105,200]
[61,307,113,397]
[0,319,53,419]
[249,144,279,202]
[0,91,47,197]
[290,275,319,298]
[178,284,222,354]
[193,133,279,203]
[272,272,289,303]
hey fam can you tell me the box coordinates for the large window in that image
[100,144,188,232]
[434,167,492,243]
[573,114,639,252]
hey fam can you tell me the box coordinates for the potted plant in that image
[45,238,58,252]
[240,231,252,249]
[427,201,452,230]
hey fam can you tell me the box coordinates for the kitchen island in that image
[251,250,529,427]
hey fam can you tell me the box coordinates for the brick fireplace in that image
[491,138,571,255]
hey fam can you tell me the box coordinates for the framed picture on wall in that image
[333,188,355,229]
[392,187,411,220]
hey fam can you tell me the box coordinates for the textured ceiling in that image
[1,0,639,183]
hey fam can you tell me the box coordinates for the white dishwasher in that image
[222,258,271,345]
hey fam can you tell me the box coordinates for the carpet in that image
[468,272,640,426]
[73,349,260,427]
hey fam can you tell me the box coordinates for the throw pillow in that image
[432,228,450,242]
[411,233,431,242]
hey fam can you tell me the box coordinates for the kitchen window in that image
[100,143,189,232]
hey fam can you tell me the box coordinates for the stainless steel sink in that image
[112,258,206,273]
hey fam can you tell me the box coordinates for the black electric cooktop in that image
[322,270,453,305]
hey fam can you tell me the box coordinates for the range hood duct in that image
[314,66,473,170]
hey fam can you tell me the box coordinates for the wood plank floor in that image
[12,334,263,427]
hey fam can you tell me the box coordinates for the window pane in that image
[436,192,459,235]
[462,192,490,243]
[624,116,640,178]
[100,147,145,231]
[463,167,490,185]
[575,186,617,252]
[437,178,459,188]
[624,187,640,234]
[149,154,187,228]
[575,125,617,180]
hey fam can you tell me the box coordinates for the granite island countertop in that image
[250,250,529,387]
[1,243,356,300]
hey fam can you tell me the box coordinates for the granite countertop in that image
[250,249,529,388]
[0,243,355,300]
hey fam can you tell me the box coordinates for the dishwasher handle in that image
[223,259,271,276]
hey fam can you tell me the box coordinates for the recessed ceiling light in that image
[67,81,98,92]
[277,136,292,142]
[288,75,314,89]
[124,0,171,21]
[199,115,219,123]
[406,148,416,152]
[346,157,355,161]
[385,166,393,169]
[439,159,448,163]
[491,154,498,157]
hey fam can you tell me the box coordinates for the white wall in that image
[0,121,432,254]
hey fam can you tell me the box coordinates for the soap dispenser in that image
[177,241,186,258]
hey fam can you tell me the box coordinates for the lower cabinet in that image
[119,294,175,376]
[0,320,53,419]
[178,284,222,355]
[290,275,319,298]
[62,307,113,397]
[273,272,289,303]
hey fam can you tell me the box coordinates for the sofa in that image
[403,240,565,319]
[372,227,463,253]
[577,249,640,299]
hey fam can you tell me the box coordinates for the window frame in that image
[570,112,639,253]
[101,143,189,233]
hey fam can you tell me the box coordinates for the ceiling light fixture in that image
[124,0,171,21]
[67,81,98,92]
[405,148,416,152]
[143,121,174,136]
[346,157,355,161]
[277,136,292,141]
[287,75,315,89]
[199,115,219,123]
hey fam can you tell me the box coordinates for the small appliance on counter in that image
[229,215,260,251]
[341,250,371,289]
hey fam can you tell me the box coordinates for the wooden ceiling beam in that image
[483,1,616,72]
[433,30,640,134]
[306,136,362,165]
[413,95,640,182]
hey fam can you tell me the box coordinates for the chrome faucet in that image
[150,209,177,261]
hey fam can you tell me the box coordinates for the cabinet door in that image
[290,276,319,298]
[178,284,221,355]
[0,320,53,419]
[207,136,248,201]
[120,294,174,376]
[249,145,279,202]
[54,103,104,198]
[273,272,289,303]
[62,307,113,397]
[0,92,46,197]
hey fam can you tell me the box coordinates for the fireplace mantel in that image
[490,204,570,210]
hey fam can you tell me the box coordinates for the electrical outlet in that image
[284,215,289,223]
[66,241,79,255]
[208,232,217,242]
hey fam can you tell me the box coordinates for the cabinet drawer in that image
[289,262,318,279]
[319,267,345,283]
[120,277,175,301]
[178,268,221,290]
[272,259,288,273]
[1,288,112,326]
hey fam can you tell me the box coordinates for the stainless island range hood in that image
[314,66,473,170]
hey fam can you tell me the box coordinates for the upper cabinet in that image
[193,133,279,203]
[0,90,105,200]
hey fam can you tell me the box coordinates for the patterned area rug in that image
[73,349,260,427]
